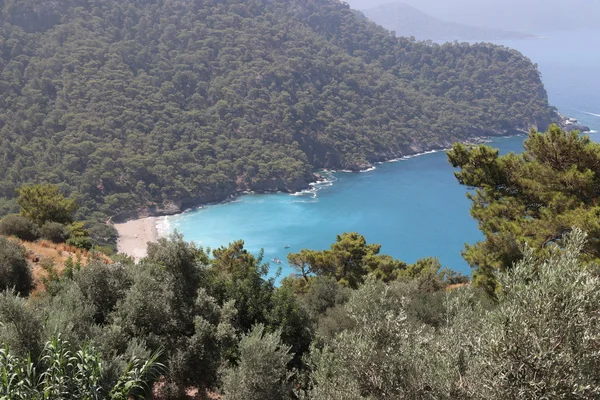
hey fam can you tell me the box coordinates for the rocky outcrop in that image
[558,115,590,133]
[343,161,374,172]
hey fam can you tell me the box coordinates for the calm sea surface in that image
[165,29,600,279]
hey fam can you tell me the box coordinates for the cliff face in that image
[0,0,558,219]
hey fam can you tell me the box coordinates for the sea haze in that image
[166,29,600,279]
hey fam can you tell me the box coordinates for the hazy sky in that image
[344,0,600,33]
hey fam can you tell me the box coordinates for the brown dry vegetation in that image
[151,377,222,400]
[446,283,469,291]
[4,237,112,293]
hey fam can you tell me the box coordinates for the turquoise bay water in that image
[167,29,600,279]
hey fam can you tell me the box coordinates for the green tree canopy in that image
[2,226,599,398]
[221,325,294,400]
[288,233,449,288]
[288,233,394,287]
[303,229,600,399]
[0,238,32,296]
[447,125,600,293]
[0,0,557,220]
[465,229,600,399]
[209,241,275,333]
[17,185,77,226]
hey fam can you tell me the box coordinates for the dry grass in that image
[446,282,469,291]
[151,377,223,400]
[6,237,112,293]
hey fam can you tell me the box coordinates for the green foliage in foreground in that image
[0,238,32,296]
[302,229,600,399]
[0,0,555,218]
[222,325,294,400]
[448,125,600,293]
[1,229,599,398]
[0,215,40,242]
[0,336,163,400]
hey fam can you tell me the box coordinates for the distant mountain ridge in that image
[360,2,534,41]
[346,0,600,34]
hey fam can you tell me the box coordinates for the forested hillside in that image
[0,0,557,219]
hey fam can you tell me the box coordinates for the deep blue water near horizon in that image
[167,29,600,280]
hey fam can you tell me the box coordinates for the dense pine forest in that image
[0,0,557,220]
[2,0,599,397]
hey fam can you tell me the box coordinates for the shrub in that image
[42,283,96,346]
[300,276,351,320]
[221,325,294,400]
[40,222,68,243]
[0,215,39,241]
[0,336,164,399]
[74,261,132,324]
[66,236,93,250]
[0,290,43,358]
[0,237,33,296]
[466,229,600,399]
[304,230,600,400]
[306,278,438,399]
[86,221,118,248]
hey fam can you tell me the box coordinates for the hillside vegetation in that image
[1,226,598,399]
[0,0,557,219]
[449,125,600,293]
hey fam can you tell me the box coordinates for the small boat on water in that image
[284,245,290,249]
[272,258,282,264]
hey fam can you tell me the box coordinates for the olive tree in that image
[0,237,32,296]
[303,230,600,399]
[304,279,442,399]
[0,290,43,358]
[465,228,600,399]
[221,324,294,400]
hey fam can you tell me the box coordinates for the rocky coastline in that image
[558,115,591,133]
[112,120,584,225]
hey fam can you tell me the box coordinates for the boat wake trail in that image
[579,111,600,118]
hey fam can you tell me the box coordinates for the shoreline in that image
[112,134,507,257]
[114,216,160,260]
[112,126,577,256]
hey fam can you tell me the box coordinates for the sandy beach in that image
[114,217,160,260]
